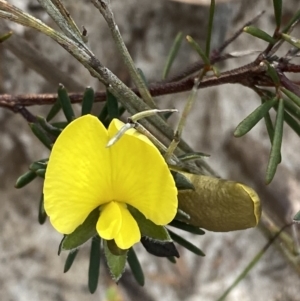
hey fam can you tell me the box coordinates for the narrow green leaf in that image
[35,169,46,178]
[186,35,210,65]
[178,152,210,161]
[129,206,172,242]
[141,237,179,258]
[283,99,300,121]
[46,100,61,122]
[168,229,205,256]
[169,220,205,235]
[29,159,48,172]
[175,209,191,222]
[103,240,127,282]
[82,87,95,116]
[57,84,75,122]
[172,171,195,191]
[293,210,300,222]
[162,32,184,79]
[243,26,276,44]
[265,99,284,184]
[29,123,53,150]
[166,256,177,264]
[282,10,300,33]
[107,90,119,119]
[273,0,282,28]
[265,62,280,85]
[264,110,275,143]
[15,170,37,188]
[281,33,300,49]
[0,31,12,43]
[127,248,145,286]
[234,98,277,137]
[281,87,300,108]
[37,116,62,137]
[51,121,68,129]
[263,101,281,163]
[38,193,47,225]
[64,249,79,273]
[88,237,101,294]
[137,68,149,86]
[283,110,300,137]
[206,0,215,57]
[118,106,126,117]
[61,208,99,251]
[98,102,108,123]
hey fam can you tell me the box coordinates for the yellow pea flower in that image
[44,115,178,250]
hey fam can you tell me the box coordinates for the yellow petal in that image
[178,172,261,231]
[108,119,178,225]
[114,205,141,249]
[96,201,122,240]
[44,115,113,234]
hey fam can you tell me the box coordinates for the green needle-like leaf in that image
[169,220,205,235]
[166,256,177,264]
[15,170,37,188]
[281,33,300,49]
[57,84,75,123]
[234,98,277,137]
[206,0,215,57]
[38,193,47,225]
[186,35,210,65]
[283,110,300,137]
[107,90,119,119]
[29,159,48,172]
[129,206,172,242]
[265,99,284,184]
[29,123,53,150]
[137,68,149,86]
[103,240,127,282]
[141,237,179,258]
[265,62,280,85]
[60,208,99,251]
[127,248,145,286]
[178,152,210,161]
[168,229,205,256]
[0,31,12,43]
[162,32,183,79]
[37,116,62,137]
[35,169,46,178]
[51,121,68,129]
[82,87,95,116]
[281,87,300,108]
[64,249,79,273]
[243,26,276,44]
[88,237,101,294]
[283,99,300,121]
[172,171,195,191]
[98,102,108,123]
[264,110,275,144]
[282,10,300,33]
[273,0,282,29]
[46,100,61,122]
[293,210,300,222]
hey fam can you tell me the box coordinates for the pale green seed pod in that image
[178,172,261,232]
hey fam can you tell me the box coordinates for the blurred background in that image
[1,0,300,300]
